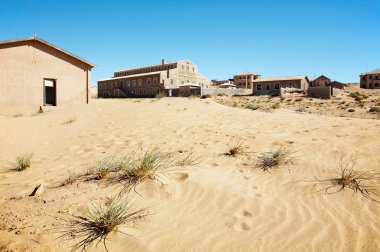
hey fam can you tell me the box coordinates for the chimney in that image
[162,59,166,65]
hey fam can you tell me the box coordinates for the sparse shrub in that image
[271,102,280,109]
[246,104,260,110]
[256,148,294,172]
[13,152,32,171]
[295,98,303,102]
[348,108,355,112]
[310,153,380,202]
[155,92,166,99]
[295,107,307,113]
[369,107,380,113]
[59,193,147,251]
[200,94,211,99]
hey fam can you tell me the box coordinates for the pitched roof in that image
[362,69,380,75]
[314,75,331,81]
[253,75,308,82]
[0,36,95,67]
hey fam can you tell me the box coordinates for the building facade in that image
[0,37,95,106]
[233,72,261,89]
[309,75,331,87]
[252,76,309,95]
[98,59,210,98]
[360,69,380,89]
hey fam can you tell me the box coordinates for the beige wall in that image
[0,40,91,107]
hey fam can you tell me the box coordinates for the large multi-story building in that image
[252,76,309,95]
[360,69,380,89]
[233,72,261,89]
[98,59,210,98]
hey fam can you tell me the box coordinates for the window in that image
[138,79,142,86]
[127,80,131,88]
[289,82,294,87]
[147,78,151,85]
[257,84,262,90]
[192,67,195,72]
[266,84,270,90]
[275,83,280,89]
[153,77,158,85]
[171,79,173,85]
[362,77,365,80]
[369,76,372,79]
[132,80,136,87]
[376,76,379,80]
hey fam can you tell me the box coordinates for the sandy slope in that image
[0,98,379,251]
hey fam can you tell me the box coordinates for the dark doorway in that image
[44,79,56,106]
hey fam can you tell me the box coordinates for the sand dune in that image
[0,98,379,251]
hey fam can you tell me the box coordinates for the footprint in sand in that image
[171,173,189,181]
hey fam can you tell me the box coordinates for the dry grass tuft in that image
[120,148,173,186]
[176,153,201,167]
[59,192,147,251]
[13,152,33,171]
[256,148,294,171]
[310,153,380,202]
[225,141,244,157]
[60,172,80,187]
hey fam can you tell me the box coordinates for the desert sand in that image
[0,97,379,251]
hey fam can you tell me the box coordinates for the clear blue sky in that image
[1,0,379,85]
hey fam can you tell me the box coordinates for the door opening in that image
[44,79,56,106]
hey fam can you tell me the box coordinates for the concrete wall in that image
[307,87,331,99]
[0,40,91,107]
[201,88,246,96]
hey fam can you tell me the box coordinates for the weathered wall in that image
[201,88,246,96]
[0,40,90,107]
[253,79,303,95]
[307,87,331,99]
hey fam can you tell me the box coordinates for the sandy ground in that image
[213,86,380,120]
[0,98,379,251]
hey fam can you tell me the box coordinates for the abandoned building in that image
[252,76,309,95]
[360,69,380,89]
[233,72,261,89]
[97,59,210,98]
[0,36,95,106]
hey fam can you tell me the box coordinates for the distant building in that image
[309,75,331,87]
[0,37,95,106]
[252,76,309,95]
[233,72,261,89]
[360,69,380,89]
[330,81,345,90]
[211,79,234,86]
[98,59,210,98]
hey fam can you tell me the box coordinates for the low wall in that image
[307,87,331,99]
[201,88,246,96]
